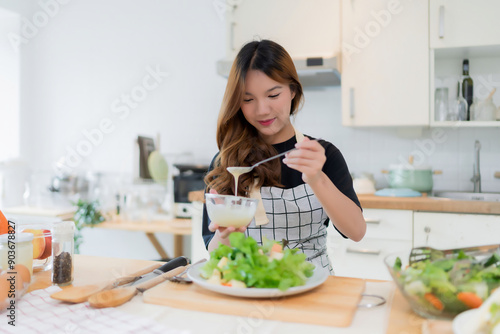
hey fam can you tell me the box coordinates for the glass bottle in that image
[51,221,75,286]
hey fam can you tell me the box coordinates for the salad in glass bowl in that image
[200,232,315,291]
[385,248,500,319]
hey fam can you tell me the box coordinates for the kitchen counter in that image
[189,190,500,214]
[358,194,500,214]
[11,255,438,334]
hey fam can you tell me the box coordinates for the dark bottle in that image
[462,59,474,121]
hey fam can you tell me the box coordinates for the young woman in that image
[202,40,365,274]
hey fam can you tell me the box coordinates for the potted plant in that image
[72,199,105,253]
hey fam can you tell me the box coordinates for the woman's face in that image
[240,70,295,145]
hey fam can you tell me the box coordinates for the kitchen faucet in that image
[471,140,481,193]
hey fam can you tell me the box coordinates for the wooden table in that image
[94,218,191,259]
[30,255,448,333]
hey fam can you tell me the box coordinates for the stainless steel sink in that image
[433,191,500,202]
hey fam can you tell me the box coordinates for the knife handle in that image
[155,256,190,274]
[136,265,187,291]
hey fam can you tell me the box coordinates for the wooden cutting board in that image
[143,276,365,327]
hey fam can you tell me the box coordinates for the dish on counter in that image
[375,188,422,197]
[187,232,327,298]
[187,262,328,298]
[452,309,479,334]
[452,288,500,334]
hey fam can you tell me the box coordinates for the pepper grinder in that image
[51,221,75,286]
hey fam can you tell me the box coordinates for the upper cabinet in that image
[224,0,340,60]
[429,0,500,49]
[429,0,500,127]
[341,0,429,126]
[218,0,342,87]
[219,1,500,127]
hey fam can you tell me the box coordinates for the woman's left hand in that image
[282,137,326,185]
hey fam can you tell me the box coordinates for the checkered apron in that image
[245,183,333,275]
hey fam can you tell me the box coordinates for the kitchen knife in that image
[131,256,189,286]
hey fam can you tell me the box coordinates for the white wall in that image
[12,0,228,260]
[0,7,20,161]
[19,0,226,177]
[3,0,500,260]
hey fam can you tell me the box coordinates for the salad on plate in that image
[200,232,315,291]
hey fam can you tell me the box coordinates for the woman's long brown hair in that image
[205,40,304,196]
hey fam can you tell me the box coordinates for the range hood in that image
[216,56,341,87]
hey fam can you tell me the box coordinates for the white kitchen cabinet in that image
[429,1,500,128]
[430,46,500,127]
[429,0,500,49]
[224,0,340,60]
[327,209,413,280]
[414,212,500,249]
[341,0,429,126]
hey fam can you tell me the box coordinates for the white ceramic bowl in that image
[205,193,258,227]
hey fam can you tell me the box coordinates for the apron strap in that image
[251,127,305,226]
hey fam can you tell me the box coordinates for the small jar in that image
[0,232,34,276]
[51,221,75,286]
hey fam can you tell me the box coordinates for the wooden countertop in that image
[95,218,192,235]
[29,255,435,333]
[358,194,500,214]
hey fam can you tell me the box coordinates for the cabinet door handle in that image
[365,218,380,225]
[230,22,236,51]
[438,5,445,39]
[424,226,431,245]
[346,248,381,255]
[349,87,355,119]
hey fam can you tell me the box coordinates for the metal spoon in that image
[227,138,322,175]
[227,147,297,175]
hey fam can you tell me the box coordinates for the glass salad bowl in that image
[385,249,500,320]
[205,194,258,228]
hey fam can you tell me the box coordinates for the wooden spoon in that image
[88,265,187,308]
[50,262,163,303]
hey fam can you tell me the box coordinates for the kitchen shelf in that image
[430,47,500,127]
[430,120,500,127]
[435,45,500,59]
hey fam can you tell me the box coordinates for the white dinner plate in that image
[452,309,479,334]
[187,262,329,298]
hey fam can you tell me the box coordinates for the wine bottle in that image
[462,59,474,121]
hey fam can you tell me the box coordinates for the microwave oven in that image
[173,164,208,218]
